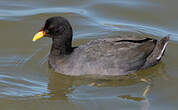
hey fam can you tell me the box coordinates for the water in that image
[0,0,178,110]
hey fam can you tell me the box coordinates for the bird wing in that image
[76,37,156,72]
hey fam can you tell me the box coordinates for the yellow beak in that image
[32,31,46,42]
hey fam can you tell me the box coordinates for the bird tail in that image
[141,35,169,69]
[156,35,169,60]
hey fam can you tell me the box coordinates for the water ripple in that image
[0,73,48,97]
[0,7,86,17]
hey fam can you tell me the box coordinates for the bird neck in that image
[50,35,73,56]
[49,20,73,56]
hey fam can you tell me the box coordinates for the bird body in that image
[33,16,169,76]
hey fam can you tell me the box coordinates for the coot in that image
[32,16,169,76]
